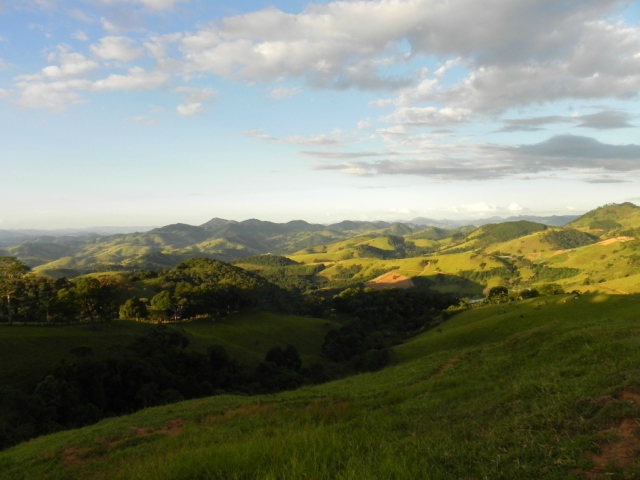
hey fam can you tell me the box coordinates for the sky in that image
[1,0,640,229]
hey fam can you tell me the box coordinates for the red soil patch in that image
[62,447,92,466]
[580,392,640,478]
[130,418,184,437]
[432,357,459,379]
[365,271,414,290]
[585,418,640,477]
[597,236,634,246]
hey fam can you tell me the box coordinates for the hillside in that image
[570,202,640,232]
[3,293,640,478]
[0,313,339,394]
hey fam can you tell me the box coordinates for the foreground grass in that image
[3,294,640,479]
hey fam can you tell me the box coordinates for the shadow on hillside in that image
[412,274,485,297]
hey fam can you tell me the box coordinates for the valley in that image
[2,202,640,478]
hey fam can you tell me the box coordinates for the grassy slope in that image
[0,322,153,392]
[179,313,339,366]
[0,313,339,393]
[4,294,640,479]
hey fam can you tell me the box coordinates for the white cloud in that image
[73,30,89,42]
[381,106,472,127]
[138,0,184,9]
[40,52,98,79]
[175,86,216,116]
[176,102,205,116]
[268,87,301,99]
[97,0,185,11]
[93,66,169,91]
[91,36,143,62]
[508,202,523,213]
[174,0,635,101]
[144,33,182,59]
[14,77,92,110]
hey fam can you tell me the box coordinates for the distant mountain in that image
[409,214,580,228]
[4,204,636,278]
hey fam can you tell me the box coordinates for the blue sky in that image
[1,0,640,229]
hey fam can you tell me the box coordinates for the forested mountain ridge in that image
[0,205,634,290]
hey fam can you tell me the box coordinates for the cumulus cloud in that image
[175,86,216,116]
[92,66,169,91]
[508,202,523,213]
[117,0,628,122]
[91,36,143,61]
[381,106,472,128]
[7,0,640,127]
[14,77,92,110]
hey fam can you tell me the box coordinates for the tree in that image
[119,297,148,320]
[486,286,509,304]
[0,257,30,323]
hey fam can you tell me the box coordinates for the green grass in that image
[0,313,338,393]
[4,294,640,478]
[0,322,154,391]
[178,313,340,366]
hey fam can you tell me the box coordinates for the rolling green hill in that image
[570,202,640,232]
[3,294,640,478]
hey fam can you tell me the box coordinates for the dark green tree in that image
[119,297,149,320]
[0,257,30,323]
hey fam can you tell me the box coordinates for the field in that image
[3,294,640,478]
[0,313,339,393]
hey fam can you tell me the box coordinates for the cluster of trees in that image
[0,327,321,450]
[530,265,580,282]
[231,255,327,294]
[484,284,570,304]
[589,220,622,231]
[541,229,598,250]
[0,257,294,324]
[354,236,436,260]
[322,288,458,371]
[481,221,547,242]
[0,257,135,323]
